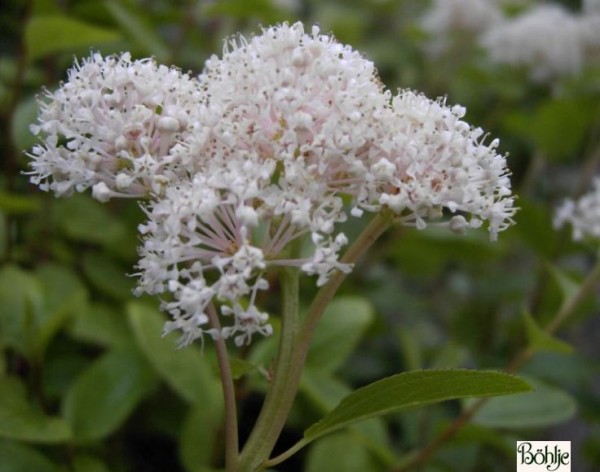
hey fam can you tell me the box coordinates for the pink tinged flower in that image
[195,22,390,203]
[360,90,516,240]
[27,52,202,200]
[131,21,516,347]
[135,168,351,347]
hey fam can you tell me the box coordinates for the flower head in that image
[135,22,389,345]
[554,178,600,241]
[28,22,517,348]
[421,0,502,56]
[359,91,516,240]
[481,5,584,82]
[27,52,202,201]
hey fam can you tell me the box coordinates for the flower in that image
[135,22,388,346]
[27,52,202,201]
[28,22,517,348]
[359,90,516,240]
[481,5,584,82]
[554,178,600,241]
[420,0,502,56]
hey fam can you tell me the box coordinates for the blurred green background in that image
[1,0,600,471]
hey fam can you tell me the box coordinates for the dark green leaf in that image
[69,303,133,348]
[301,369,396,466]
[306,296,374,373]
[0,263,82,360]
[229,356,258,379]
[54,195,126,246]
[179,403,224,472]
[0,265,44,359]
[523,311,573,354]
[303,370,531,444]
[0,440,60,472]
[73,455,110,472]
[470,376,577,428]
[503,98,597,161]
[62,347,157,441]
[105,1,169,61]
[25,16,121,61]
[127,302,221,406]
[388,227,501,276]
[514,199,558,257]
[82,253,134,300]
[0,377,71,443]
[36,264,88,354]
[547,264,581,307]
[12,94,39,151]
[204,0,285,22]
[0,191,41,215]
[305,432,380,472]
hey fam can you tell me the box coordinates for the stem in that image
[298,211,393,357]
[237,266,300,471]
[206,303,239,472]
[244,211,394,471]
[394,258,600,472]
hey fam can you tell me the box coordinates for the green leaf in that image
[179,403,224,472]
[1,264,79,351]
[306,296,374,373]
[36,264,88,354]
[0,440,60,472]
[54,195,126,246]
[431,342,468,369]
[303,370,531,445]
[0,191,41,215]
[301,369,396,466]
[0,377,71,443]
[0,264,84,361]
[0,265,44,359]
[69,303,133,348]
[470,375,577,428]
[127,302,221,406]
[73,455,110,472]
[229,356,258,379]
[388,227,500,276]
[523,312,573,354]
[31,0,61,15]
[305,432,380,472]
[547,264,580,306]
[515,200,558,257]
[62,347,157,441]
[105,1,169,62]
[11,94,39,151]
[204,0,285,22]
[503,98,597,161]
[82,252,134,300]
[25,15,121,61]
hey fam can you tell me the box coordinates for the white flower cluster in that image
[421,0,600,83]
[28,22,516,347]
[481,4,584,83]
[554,179,600,241]
[27,52,201,201]
[362,91,514,239]
[420,0,502,56]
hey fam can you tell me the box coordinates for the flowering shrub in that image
[2,2,600,471]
